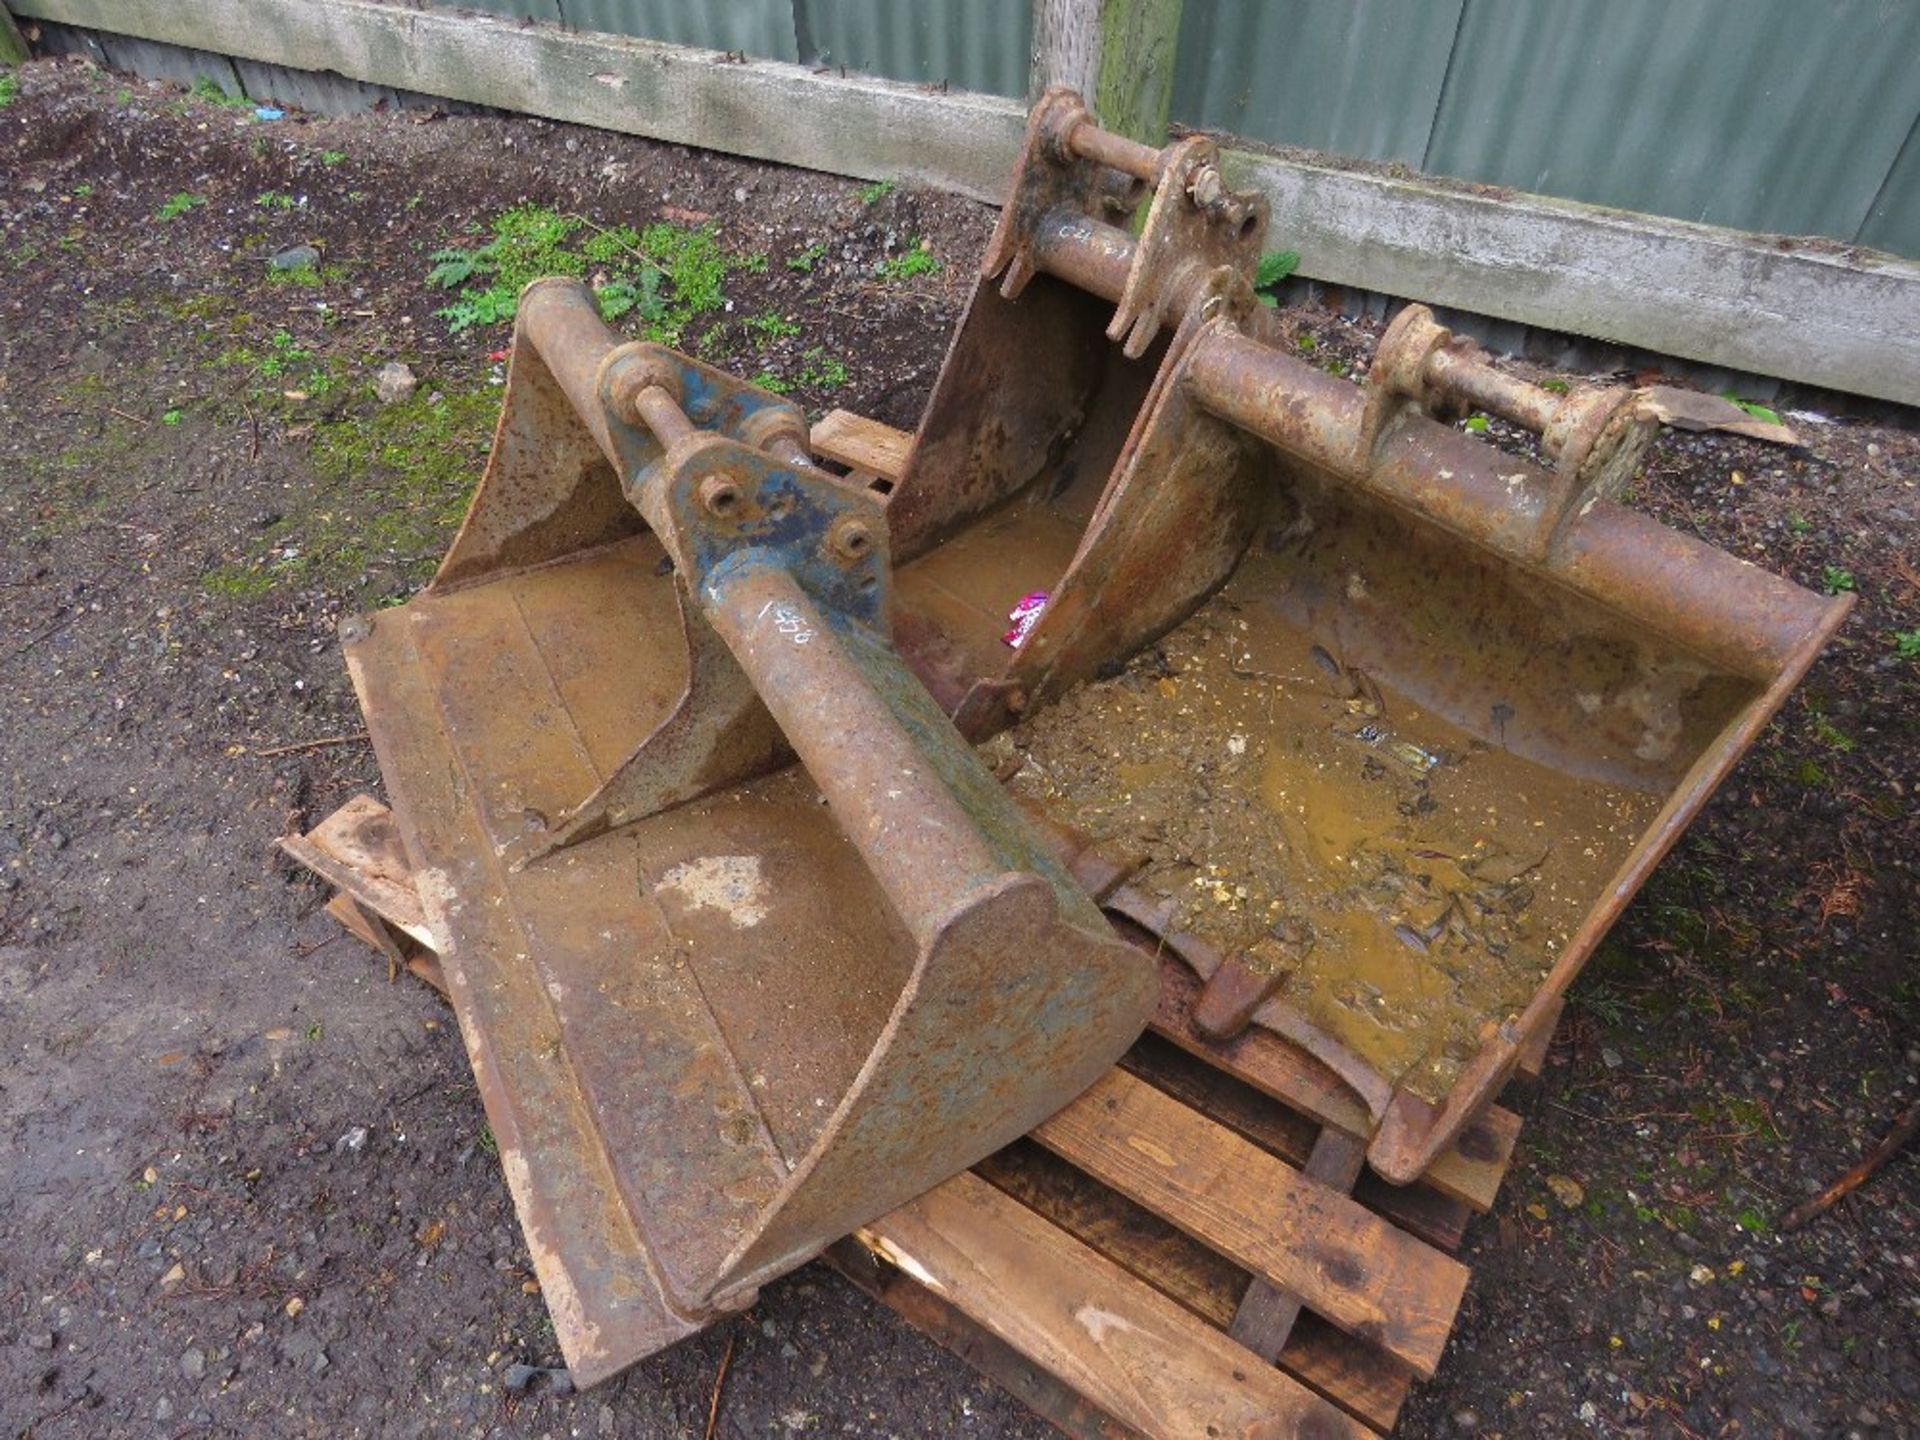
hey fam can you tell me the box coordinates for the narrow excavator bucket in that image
[308,86,1847,1387]
[339,281,1159,1382]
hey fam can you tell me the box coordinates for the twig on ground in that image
[251,732,370,758]
[704,1329,738,1440]
[1781,1098,1920,1231]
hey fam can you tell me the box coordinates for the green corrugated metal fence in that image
[426,0,1917,257]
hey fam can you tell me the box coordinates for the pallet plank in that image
[860,1170,1371,1440]
[1154,960,1519,1213]
[979,1141,1410,1433]
[812,409,914,479]
[1119,1034,1476,1252]
[1032,1069,1468,1378]
[277,792,432,943]
[1230,1127,1369,1360]
[826,1238,1143,1440]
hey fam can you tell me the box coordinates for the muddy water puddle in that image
[1008,581,1661,1102]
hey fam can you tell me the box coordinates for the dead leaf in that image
[1640,386,1799,447]
[416,1219,446,1249]
[1546,1174,1585,1208]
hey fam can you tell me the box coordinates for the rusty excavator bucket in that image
[313,87,1846,1385]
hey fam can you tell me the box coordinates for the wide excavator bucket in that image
[857,88,1848,1187]
[314,85,1847,1387]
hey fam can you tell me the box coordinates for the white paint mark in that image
[1075,1304,1138,1343]
[658,855,769,927]
[591,72,627,89]
[1227,734,1248,757]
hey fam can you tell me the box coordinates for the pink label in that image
[1002,591,1050,649]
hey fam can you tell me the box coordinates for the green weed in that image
[427,205,738,342]
[787,242,826,272]
[1253,249,1300,306]
[157,192,205,221]
[0,76,18,109]
[258,329,311,377]
[1895,629,1920,661]
[875,239,941,282]
[255,190,296,210]
[1295,333,1317,353]
[797,347,848,390]
[1538,378,1571,395]
[1787,513,1813,535]
[1725,394,1783,426]
[858,179,896,206]
[1811,717,1856,753]
[161,409,183,426]
[1792,758,1828,787]
[1820,565,1855,595]
[320,149,347,166]
[751,370,794,394]
[190,77,249,108]
[1464,415,1490,433]
[746,310,801,344]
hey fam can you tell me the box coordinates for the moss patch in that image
[201,384,499,603]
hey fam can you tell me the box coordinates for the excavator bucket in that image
[850,87,1849,1186]
[337,281,1160,1382]
[305,86,1846,1386]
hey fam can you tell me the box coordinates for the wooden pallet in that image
[289,782,1542,1440]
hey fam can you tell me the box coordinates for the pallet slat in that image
[278,793,433,943]
[812,408,915,480]
[1032,1070,1468,1379]
[1118,1035,1476,1252]
[1230,1127,1369,1361]
[978,1140,1411,1434]
[859,1171,1372,1440]
[827,1238,1142,1440]
[1154,961,1519,1213]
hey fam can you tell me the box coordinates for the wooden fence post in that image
[2,5,31,67]
[1031,0,1182,143]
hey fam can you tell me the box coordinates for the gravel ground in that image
[2,56,1915,1440]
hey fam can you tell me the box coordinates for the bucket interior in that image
[1005,451,1765,1103]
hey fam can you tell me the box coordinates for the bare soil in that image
[3,57,1916,1440]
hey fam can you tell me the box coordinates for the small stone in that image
[160,1263,186,1287]
[733,186,748,203]
[1601,1046,1623,1069]
[504,1363,574,1395]
[1578,1400,1598,1424]
[598,1403,617,1435]
[373,363,417,406]
[1450,1406,1480,1433]
[334,1125,370,1154]
[180,1347,206,1381]
[154,1398,175,1423]
[26,1330,55,1351]
[284,1296,304,1319]
[269,243,320,272]
[312,1349,329,1375]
